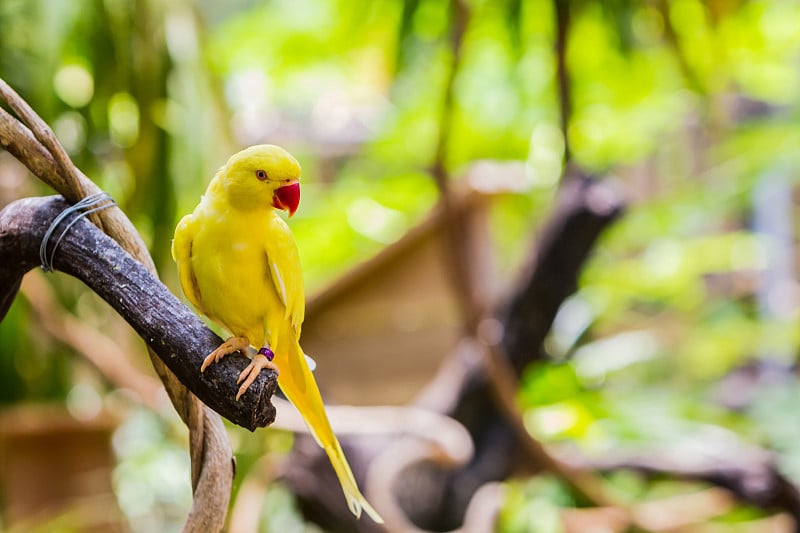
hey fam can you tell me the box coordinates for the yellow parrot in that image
[172,144,382,523]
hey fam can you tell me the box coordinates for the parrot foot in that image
[236,349,279,401]
[201,336,251,372]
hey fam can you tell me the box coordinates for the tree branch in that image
[502,172,623,371]
[415,173,623,529]
[567,445,800,529]
[0,76,235,532]
[285,172,626,531]
[554,0,572,163]
[19,271,164,410]
[0,195,277,431]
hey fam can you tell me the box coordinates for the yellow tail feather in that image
[276,336,384,524]
[325,438,384,523]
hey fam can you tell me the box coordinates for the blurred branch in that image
[430,0,480,330]
[415,174,625,527]
[419,173,624,529]
[280,400,473,532]
[242,2,621,522]
[0,196,277,430]
[501,173,623,370]
[0,78,234,532]
[477,327,619,509]
[228,455,283,533]
[554,0,572,162]
[19,271,164,410]
[286,172,626,532]
[416,173,624,529]
[561,488,739,532]
[423,2,618,521]
[189,4,238,156]
[568,445,800,530]
[654,0,705,95]
[412,0,619,524]
[430,0,468,192]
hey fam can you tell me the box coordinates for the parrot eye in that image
[256,170,268,181]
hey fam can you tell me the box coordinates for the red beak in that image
[272,181,300,216]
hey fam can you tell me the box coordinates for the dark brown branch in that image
[285,173,625,531]
[554,0,572,162]
[0,80,89,202]
[0,76,233,532]
[0,195,277,431]
[412,174,624,529]
[0,95,149,271]
[502,172,623,371]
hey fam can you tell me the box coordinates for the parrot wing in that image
[264,218,306,335]
[172,214,205,314]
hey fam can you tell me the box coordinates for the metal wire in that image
[39,192,116,272]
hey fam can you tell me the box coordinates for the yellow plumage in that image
[172,144,382,523]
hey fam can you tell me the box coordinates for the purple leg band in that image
[257,347,275,361]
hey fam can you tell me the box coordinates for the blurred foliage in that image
[2,0,800,531]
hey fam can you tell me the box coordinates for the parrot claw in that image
[201,336,250,372]
[236,352,280,401]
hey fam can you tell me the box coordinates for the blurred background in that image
[2,0,800,531]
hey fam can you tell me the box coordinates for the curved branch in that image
[0,76,235,532]
[20,271,163,409]
[0,196,277,431]
[285,173,626,531]
[502,172,624,370]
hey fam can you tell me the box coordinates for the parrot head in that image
[221,144,301,215]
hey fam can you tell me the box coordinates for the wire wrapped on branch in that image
[0,78,239,532]
[0,195,278,429]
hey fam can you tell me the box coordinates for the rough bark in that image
[0,195,277,431]
[0,74,242,531]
